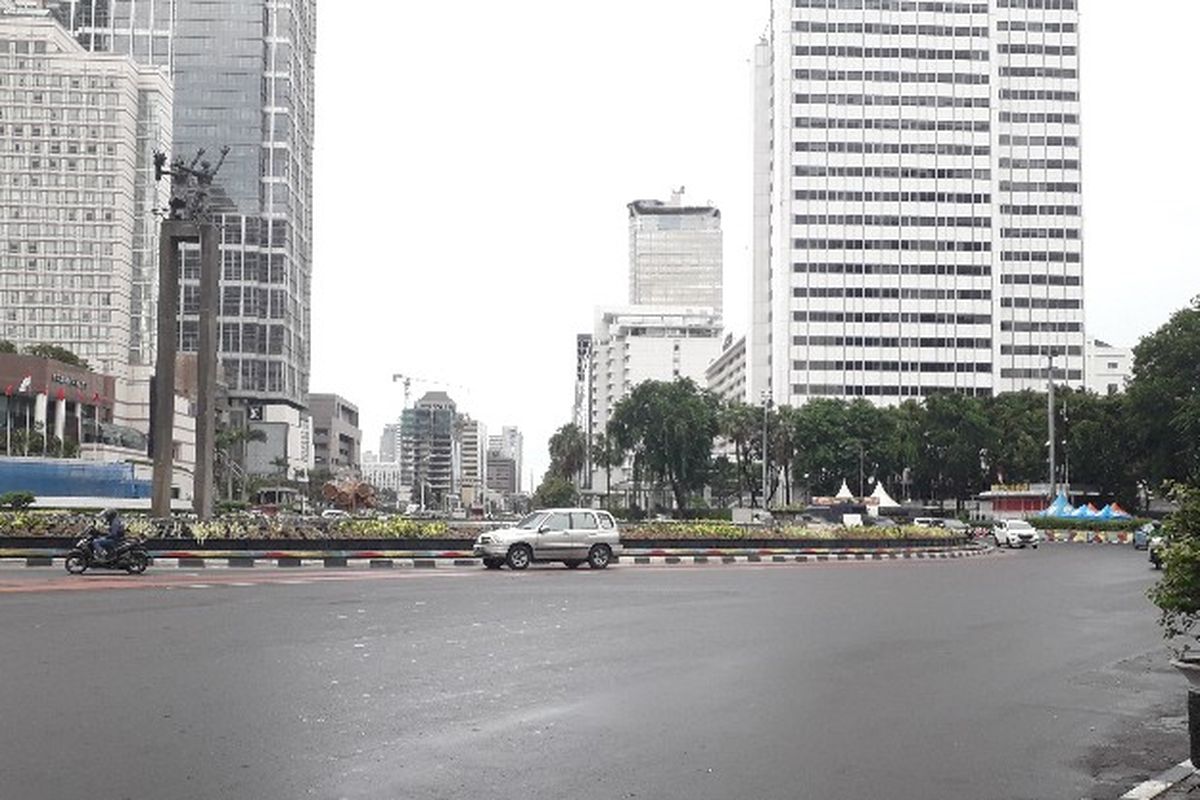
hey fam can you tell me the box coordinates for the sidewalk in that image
[1124,761,1199,800]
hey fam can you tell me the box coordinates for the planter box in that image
[1,535,965,553]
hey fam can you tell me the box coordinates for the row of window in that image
[794,214,991,228]
[793,238,991,252]
[794,165,990,179]
[998,181,1080,193]
[794,311,992,324]
[999,297,1081,309]
[996,0,1076,9]
[1001,321,1081,332]
[1000,273,1081,286]
[795,93,989,108]
[795,336,992,349]
[794,117,990,133]
[219,322,290,356]
[998,228,1079,240]
[1000,135,1080,148]
[997,44,1076,56]
[795,360,993,373]
[793,189,990,203]
[1001,368,1083,380]
[793,286,991,300]
[1001,345,1082,356]
[793,69,988,85]
[999,112,1079,125]
[793,1,987,11]
[999,89,1078,102]
[793,385,993,398]
[1000,250,1081,263]
[997,21,1076,33]
[793,263,992,276]
[999,66,1077,78]
[793,46,989,61]
[794,142,990,156]
[1000,204,1079,216]
[793,22,989,37]
[999,158,1079,170]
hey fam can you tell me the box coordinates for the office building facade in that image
[0,12,171,376]
[400,391,460,510]
[752,0,1085,406]
[628,189,722,314]
[53,0,317,412]
[309,392,360,476]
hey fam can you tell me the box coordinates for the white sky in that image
[311,1,1200,487]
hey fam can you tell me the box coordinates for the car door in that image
[536,512,571,559]
[568,511,599,559]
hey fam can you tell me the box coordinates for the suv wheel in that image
[587,544,611,570]
[506,544,532,571]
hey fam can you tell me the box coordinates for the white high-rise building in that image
[628,189,723,315]
[0,11,171,377]
[751,0,1085,406]
[486,425,523,493]
[584,306,723,490]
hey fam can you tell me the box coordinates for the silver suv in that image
[473,509,622,570]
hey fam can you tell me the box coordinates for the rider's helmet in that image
[100,508,119,524]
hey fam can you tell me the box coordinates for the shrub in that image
[0,491,35,510]
[1149,483,1200,656]
[1028,516,1149,532]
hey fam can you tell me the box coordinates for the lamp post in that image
[1047,352,1057,501]
[761,390,772,510]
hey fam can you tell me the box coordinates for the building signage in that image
[51,373,88,391]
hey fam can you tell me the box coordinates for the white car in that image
[994,519,1040,549]
[473,509,623,571]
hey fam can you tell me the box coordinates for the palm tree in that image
[591,431,624,510]
[215,424,267,501]
[548,423,588,484]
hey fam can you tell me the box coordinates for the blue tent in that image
[1097,504,1116,520]
[1041,491,1075,518]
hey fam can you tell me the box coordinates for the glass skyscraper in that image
[52,0,316,410]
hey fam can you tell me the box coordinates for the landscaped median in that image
[0,513,991,568]
[1026,516,1152,545]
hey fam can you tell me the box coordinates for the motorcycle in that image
[64,531,150,575]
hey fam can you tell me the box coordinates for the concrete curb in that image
[1121,759,1196,799]
[0,544,993,570]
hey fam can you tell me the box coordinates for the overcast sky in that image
[310,1,1200,487]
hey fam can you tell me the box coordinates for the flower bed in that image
[620,521,959,541]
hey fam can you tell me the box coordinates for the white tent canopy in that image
[870,482,900,509]
[835,480,855,501]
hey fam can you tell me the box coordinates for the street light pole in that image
[761,390,771,510]
[1047,352,1057,501]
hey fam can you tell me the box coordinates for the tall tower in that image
[52,0,317,413]
[628,190,723,315]
[752,0,1084,406]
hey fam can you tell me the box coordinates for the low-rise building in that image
[1086,339,1134,396]
[706,333,747,405]
[309,393,361,477]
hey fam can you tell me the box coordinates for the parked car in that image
[1133,522,1161,551]
[320,509,349,520]
[994,519,1040,549]
[913,517,944,528]
[1149,533,1165,569]
[940,519,970,534]
[473,509,623,570]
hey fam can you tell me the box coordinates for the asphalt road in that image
[0,546,1183,800]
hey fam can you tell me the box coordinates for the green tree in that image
[1061,389,1139,508]
[215,424,267,501]
[609,379,718,511]
[533,474,578,508]
[547,423,588,482]
[718,400,762,507]
[24,343,88,370]
[0,339,16,354]
[986,391,1048,485]
[914,393,993,508]
[1149,482,1200,654]
[1128,297,1200,484]
[591,430,624,509]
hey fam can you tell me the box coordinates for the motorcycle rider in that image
[92,508,126,562]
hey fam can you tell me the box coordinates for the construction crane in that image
[391,373,470,409]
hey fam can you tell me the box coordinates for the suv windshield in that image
[515,512,547,530]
